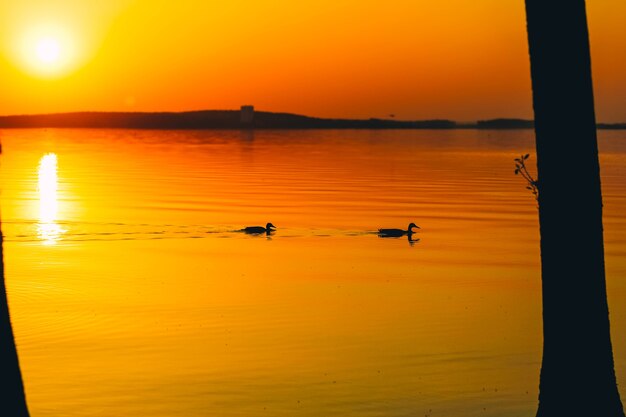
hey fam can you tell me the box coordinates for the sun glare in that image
[38,153,65,244]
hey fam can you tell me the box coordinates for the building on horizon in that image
[240,105,254,125]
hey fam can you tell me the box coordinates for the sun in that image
[29,35,68,75]
[36,37,62,64]
[16,24,77,77]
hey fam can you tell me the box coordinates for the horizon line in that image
[0,109,624,129]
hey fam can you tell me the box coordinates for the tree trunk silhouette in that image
[524,1,625,416]
[0,158,30,415]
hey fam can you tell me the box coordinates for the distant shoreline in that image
[0,110,625,130]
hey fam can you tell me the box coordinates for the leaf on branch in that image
[513,152,538,201]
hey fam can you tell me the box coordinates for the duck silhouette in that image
[378,222,420,238]
[243,223,276,235]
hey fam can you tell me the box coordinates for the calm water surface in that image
[1,129,626,417]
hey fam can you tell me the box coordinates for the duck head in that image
[408,222,420,232]
[266,223,277,230]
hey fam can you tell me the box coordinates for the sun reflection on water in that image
[37,153,65,244]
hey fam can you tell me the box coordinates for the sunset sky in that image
[1,0,625,121]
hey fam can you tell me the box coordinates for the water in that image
[1,128,626,417]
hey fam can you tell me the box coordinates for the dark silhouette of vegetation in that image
[1,112,625,131]
[478,118,535,129]
[0,215,30,415]
[524,1,625,416]
[0,111,456,130]
[514,154,538,200]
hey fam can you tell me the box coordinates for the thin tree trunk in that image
[0,227,30,415]
[524,1,624,416]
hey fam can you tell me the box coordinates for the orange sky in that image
[1,0,625,121]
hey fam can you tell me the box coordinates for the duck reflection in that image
[37,153,65,245]
[407,235,420,247]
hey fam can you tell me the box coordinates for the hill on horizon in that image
[0,110,624,130]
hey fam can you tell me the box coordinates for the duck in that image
[243,223,276,235]
[378,222,420,238]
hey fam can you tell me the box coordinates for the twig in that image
[514,154,539,200]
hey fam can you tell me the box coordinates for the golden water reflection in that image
[37,153,64,244]
[1,129,625,417]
